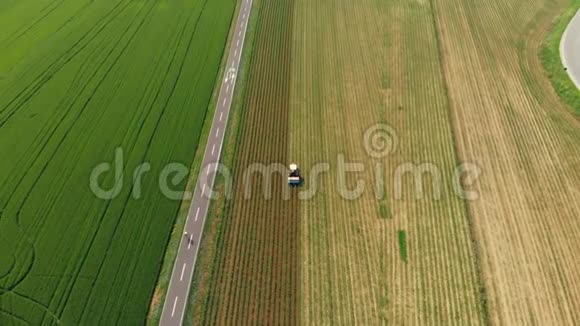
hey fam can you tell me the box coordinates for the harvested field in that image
[197,0,486,324]
[0,0,234,324]
[290,0,486,324]
[194,0,580,324]
[433,0,580,323]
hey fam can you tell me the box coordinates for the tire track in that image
[0,0,67,48]
[0,0,131,128]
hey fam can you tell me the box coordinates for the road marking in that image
[172,297,179,317]
[180,264,187,281]
[211,144,216,155]
[225,67,236,82]
[206,165,211,176]
[161,1,253,322]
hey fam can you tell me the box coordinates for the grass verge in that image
[541,1,580,115]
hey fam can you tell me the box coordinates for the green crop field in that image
[0,0,234,324]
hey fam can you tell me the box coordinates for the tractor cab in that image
[288,163,302,186]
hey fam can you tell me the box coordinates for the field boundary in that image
[541,0,580,116]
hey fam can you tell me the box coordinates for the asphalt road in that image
[158,0,253,324]
[561,9,580,89]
